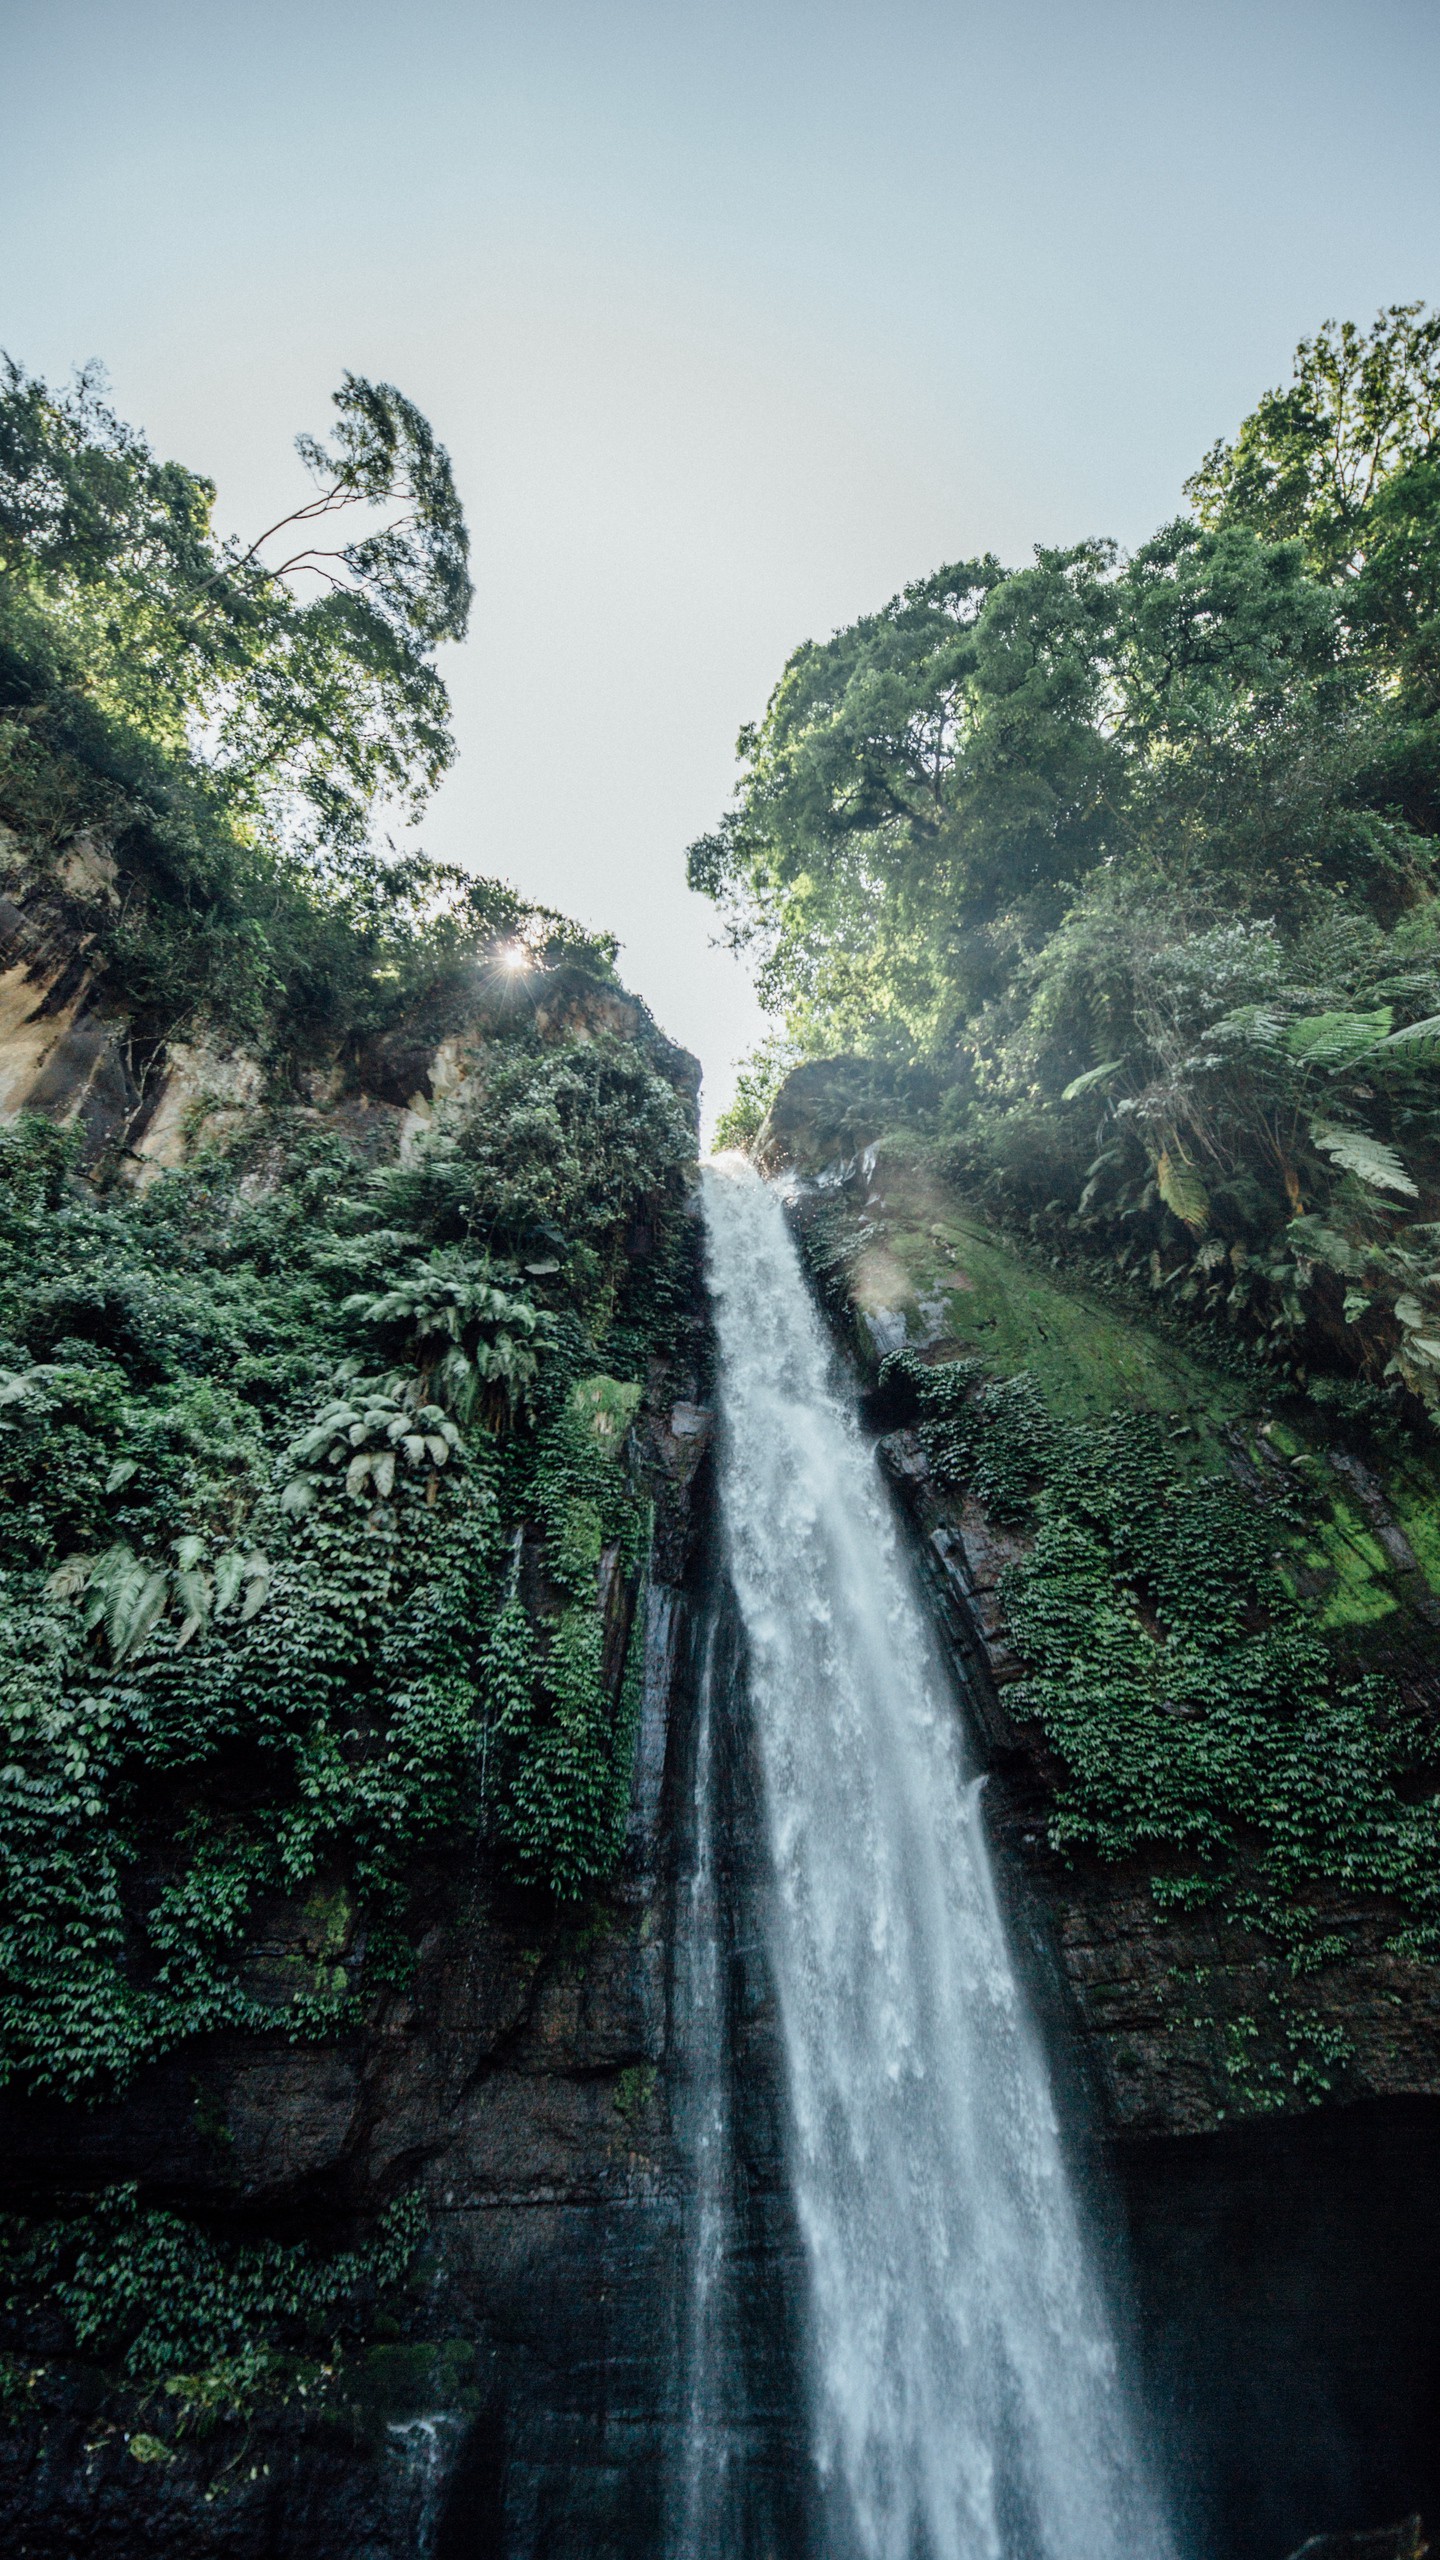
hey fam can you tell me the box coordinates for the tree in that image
[239,373,471,648]
[687,548,1123,1049]
[688,515,1378,1056]
[0,358,472,867]
[1185,303,1440,578]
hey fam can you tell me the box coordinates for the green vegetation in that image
[695,304,1440,1417]
[0,2186,425,2385]
[0,356,612,1080]
[788,1140,1440,2111]
[704,307,1440,2092]
[883,1344,1440,1956]
[0,1053,691,2104]
[707,292,1440,2057]
[0,362,698,2383]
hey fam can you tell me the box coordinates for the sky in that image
[4,0,1439,1132]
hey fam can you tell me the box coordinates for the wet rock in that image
[1287,2525,1426,2559]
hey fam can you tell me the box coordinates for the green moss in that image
[343,2340,481,2435]
[1388,1475,1440,1587]
[853,1140,1248,1441]
[302,1883,354,1964]
[1311,1505,1402,1629]
[848,1134,1440,1637]
[614,2063,657,2122]
[567,1374,644,1445]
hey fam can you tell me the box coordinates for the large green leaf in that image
[1061,1059,1123,1102]
[1156,1149,1210,1231]
[1310,1120,1418,1197]
[1207,1004,1287,1050]
[1379,1013,1440,1066]
[108,1560,171,1666]
[1284,1008,1392,1069]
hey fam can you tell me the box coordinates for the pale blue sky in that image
[4,0,1438,1126]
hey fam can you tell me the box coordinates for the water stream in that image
[670,1612,742,2557]
[387,2413,463,2559]
[689,1156,1177,2560]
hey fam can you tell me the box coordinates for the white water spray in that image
[700,1158,1176,2560]
[387,2413,462,2559]
[671,1614,740,2557]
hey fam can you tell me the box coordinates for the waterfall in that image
[697,1155,1177,2560]
[386,2413,462,2558]
[671,1613,741,2559]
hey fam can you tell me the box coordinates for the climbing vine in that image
[487,1382,650,1898]
[0,2186,426,2383]
[881,1348,1440,1959]
[0,1041,691,2115]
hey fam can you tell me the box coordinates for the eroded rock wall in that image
[758,1069,1440,2559]
[0,854,761,2555]
[0,1415,760,2559]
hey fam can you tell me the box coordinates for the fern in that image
[1283,1008,1392,1069]
[1156,1148,1210,1231]
[42,1540,270,1664]
[1309,1120,1418,1197]
[1379,1012,1440,1065]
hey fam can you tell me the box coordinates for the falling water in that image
[697,1156,1177,2560]
[670,1614,740,2557]
[386,2413,462,2559]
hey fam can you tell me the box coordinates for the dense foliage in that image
[1,357,470,861]
[0,2186,426,2391]
[0,364,697,2144]
[0,1042,691,2110]
[885,1346,1438,1927]
[0,358,613,1074]
[0,362,700,2391]
[697,306,1440,1410]
[879,1338,1440,2108]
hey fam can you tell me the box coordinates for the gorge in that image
[3,322,1440,2559]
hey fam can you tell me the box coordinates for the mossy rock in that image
[567,1375,642,1447]
[338,2340,482,2440]
[831,1129,1440,1641]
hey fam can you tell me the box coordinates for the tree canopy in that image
[0,362,612,1066]
[700,306,1440,1419]
[695,304,1440,1061]
[0,359,472,869]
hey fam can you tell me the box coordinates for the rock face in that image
[755,1070,1440,2560]
[0,869,769,2556]
[0,1422,816,2560]
[0,880,147,1158]
[0,832,701,1178]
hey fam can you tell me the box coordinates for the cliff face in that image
[0,846,766,2557]
[0,828,698,1182]
[6,815,1440,2558]
[758,1067,1440,2558]
[0,1333,813,2560]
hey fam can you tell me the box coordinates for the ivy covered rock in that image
[783,1116,1440,2137]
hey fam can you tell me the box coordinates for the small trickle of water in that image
[700,1157,1177,2560]
[670,1615,739,2559]
[387,2412,462,2558]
